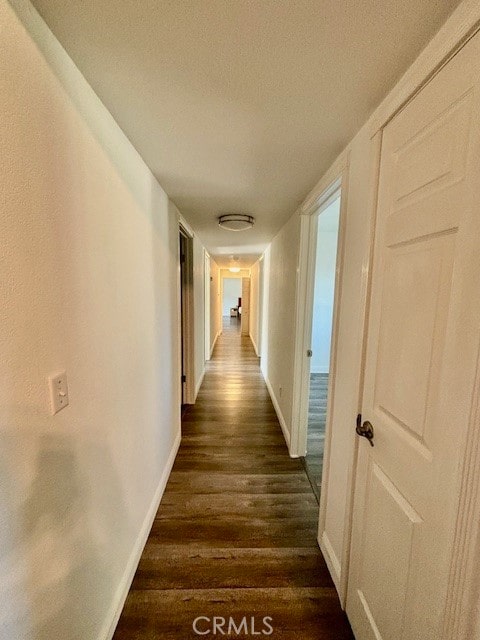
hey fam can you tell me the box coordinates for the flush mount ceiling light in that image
[229,267,241,273]
[218,214,255,231]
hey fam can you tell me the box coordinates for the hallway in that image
[113,319,353,639]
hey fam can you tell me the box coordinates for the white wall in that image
[0,1,181,639]
[222,278,242,315]
[311,199,340,373]
[261,214,301,447]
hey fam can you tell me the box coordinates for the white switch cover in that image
[49,371,69,414]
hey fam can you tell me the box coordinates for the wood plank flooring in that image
[113,319,353,640]
[304,373,329,500]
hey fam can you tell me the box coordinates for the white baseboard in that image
[249,333,259,357]
[319,530,342,600]
[195,369,205,400]
[210,330,220,358]
[263,376,298,457]
[101,430,181,640]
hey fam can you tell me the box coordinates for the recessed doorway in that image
[222,277,242,323]
[304,195,341,500]
[179,226,194,407]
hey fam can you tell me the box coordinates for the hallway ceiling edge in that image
[30,0,461,268]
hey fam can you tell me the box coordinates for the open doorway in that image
[179,226,194,407]
[204,251,211,361]
[222,277,242,326]
[304,195,341,500]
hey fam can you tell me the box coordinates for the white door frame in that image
[290,156,349,460]
[204,250,211,361]
[179,220,195,405]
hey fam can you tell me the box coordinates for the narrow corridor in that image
[113,319,353,639]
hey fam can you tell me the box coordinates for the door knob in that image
[356,416,375,447]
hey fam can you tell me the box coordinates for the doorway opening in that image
[222,277,242,328]
[204,251,211,361]
[303,194,341,501]
[179,226,194,407]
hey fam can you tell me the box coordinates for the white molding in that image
[291,154,349,461]
[301,154,347,215]
[263,375,295,456]
[290,213,316,458]
[178,214,194,238]
[319,531,342,598]
[101,429,181,640]
[368,0,480,134]
[194,368,205,401]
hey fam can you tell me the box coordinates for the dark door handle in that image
[356,418,375,447]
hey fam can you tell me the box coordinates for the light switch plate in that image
[49,371,69,414]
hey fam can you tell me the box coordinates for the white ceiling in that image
[30,0,461,267]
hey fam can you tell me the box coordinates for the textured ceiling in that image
[30,0,461,267]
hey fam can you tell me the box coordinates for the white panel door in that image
[347,34,480,640]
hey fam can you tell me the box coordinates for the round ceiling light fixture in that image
[229,267,241,273]
[218,214,255,231]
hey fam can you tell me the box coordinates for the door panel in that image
[374,233,455,447]
[357,459,422,640]
[347,33,480,640]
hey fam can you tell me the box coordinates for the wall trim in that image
[263,375,295,456]
[291,160,348,461]
[178,214,194,238]
[301,153,348,215]
[102,429,181,640]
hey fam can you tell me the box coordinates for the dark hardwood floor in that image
[304,373,329,501]
[113,319,354,639]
